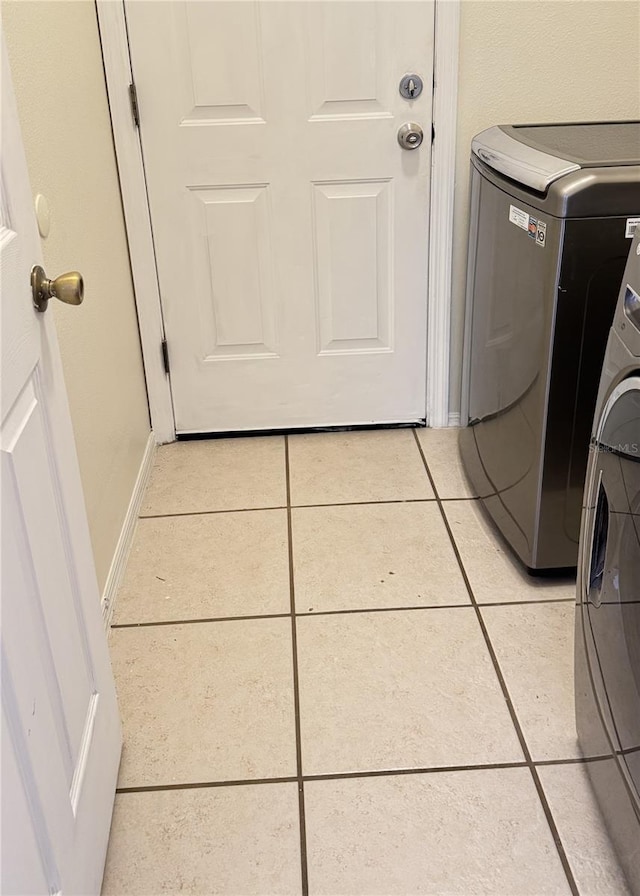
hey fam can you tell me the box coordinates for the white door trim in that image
[96,0,175,444]
[428,0,459,427]
[97,0,459,437]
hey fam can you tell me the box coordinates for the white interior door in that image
[125,0,434,433]
[1,41,121,895]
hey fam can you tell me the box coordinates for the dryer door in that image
[585,376,640,799]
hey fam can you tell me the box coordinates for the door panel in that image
[126,0,434,432]
[1,39,121,895]
[4,380,94,761]
[1,710,54,896]
[306,3,394,120]
[313,179,392,353]
[182,2,265,123]
[190,185,279,359]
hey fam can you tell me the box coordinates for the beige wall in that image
[4,1,638,525]
[4,0,151,592]
[451,0,640,416]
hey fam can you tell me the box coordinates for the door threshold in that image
[177,421,427,441]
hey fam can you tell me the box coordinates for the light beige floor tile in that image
[481,603,579,760]
[305,768,571,895]
[113,509,290,624]
[102,783,301,895]
[444,499,576,603]
[538,763,631,896]
[297,609,523,775]
[110,618,296,786]
[288,429,433,505]
[292,502,468,612]
[141,437,286,515]
[416,426,477,499]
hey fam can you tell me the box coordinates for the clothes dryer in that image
[576,230,640,893]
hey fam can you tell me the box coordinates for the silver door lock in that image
[397,122,423,150]
[399,74,423,100]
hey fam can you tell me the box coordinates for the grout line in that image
[116,755,610,795]
[535,755,611,767]
[620,744,640,756]
[292,497,438,509]
[137,497,482,521]
[285,435,309,896]
[113,603,580,633]
[299,604,471,617]
[137,499,481,521]
[110,596,577,632]
[111,612,290,630]
[297,597,575,618]
[304,761,529,783]
[412,430,580,896]
[116,776,298,794]
[139,506,286,520]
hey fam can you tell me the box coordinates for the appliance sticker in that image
[536,220,547,247]
[528,217,538,239]
[509,204,529,231]
[626,217,640,239]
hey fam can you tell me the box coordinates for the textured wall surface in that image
[451,0,640,416]
[4,0,638,497]
[4,0,151,592]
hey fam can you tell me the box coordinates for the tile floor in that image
[102,428,630,896]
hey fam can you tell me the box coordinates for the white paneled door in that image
[1,41,121,895]
[126,1,434,433]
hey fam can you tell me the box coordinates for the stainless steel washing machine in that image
[460,121,640,570]
[575,230,640,893]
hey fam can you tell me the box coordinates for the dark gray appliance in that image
[460,121,640,570]
[575,230,640,893]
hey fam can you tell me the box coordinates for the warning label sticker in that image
[536,221,547,247]
[528,217,538,239]
[509,205,529,231]
[626,217,640,239]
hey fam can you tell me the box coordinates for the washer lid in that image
[472,125,580,192]
[472,121,640,193]
[507,122,640,168]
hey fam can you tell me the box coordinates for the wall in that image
[451,0,640,417]
[5,2,638,473]
[4,0,151,592]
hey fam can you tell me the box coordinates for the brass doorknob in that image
[31,265,84,313]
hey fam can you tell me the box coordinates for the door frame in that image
[96,0,459,441]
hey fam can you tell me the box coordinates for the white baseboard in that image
[448,412,461,427]
[101,432,156,629]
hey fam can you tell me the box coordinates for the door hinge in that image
[161,339,170,375]
[431,123,435,143]
[129,82,140,128]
